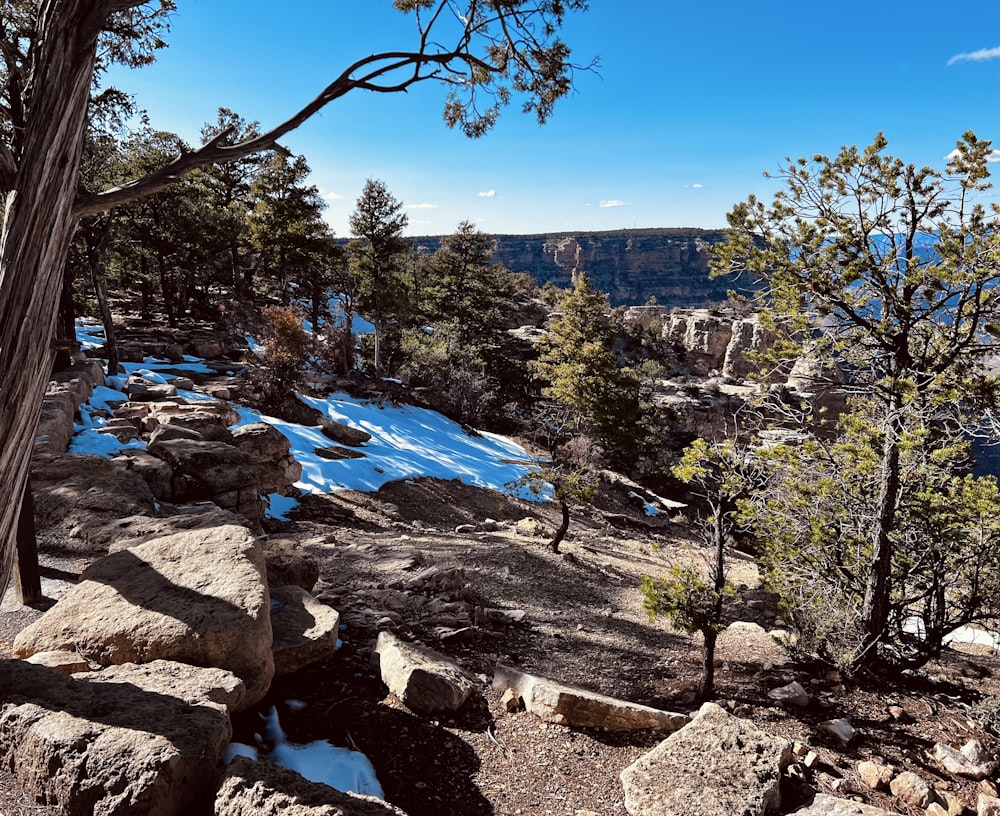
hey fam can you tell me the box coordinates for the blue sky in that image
[108,0,1000,237]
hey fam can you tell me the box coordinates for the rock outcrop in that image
[13,524,274,709]
[411,228,756,307]
[0,658,243,816]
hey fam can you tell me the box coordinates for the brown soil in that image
[3,477,1000,816]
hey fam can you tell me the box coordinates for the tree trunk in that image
[0,0,107,598]
[14,487,42,606]
[549,500,571,553]
[91,260,119,377]
[858,413,903,670]
[697,627,718,702]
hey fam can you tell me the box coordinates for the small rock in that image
[818,718,856,745]
[980,793,1000,816]
[768,680,810,707]
[23,649,90,675]
[857,759,894,790]
[934,740,997,779]
[890,771,934,809]
[501,688,523,712]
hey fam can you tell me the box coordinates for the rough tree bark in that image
[0,0,110,599]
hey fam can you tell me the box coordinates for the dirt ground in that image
[3,477,1000,816]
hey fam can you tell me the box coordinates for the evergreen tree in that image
[534,273,644,470]
[714,132,1000,674]
[348,179,410,375]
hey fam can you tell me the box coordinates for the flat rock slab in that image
[620,702,792,816]
[270,585,340,676]
[374,631,478,714]
[790,794,902,815]
[13,524,274,709]
[216,756,408,816]
[0,659,243,816]
[493,664,688,732]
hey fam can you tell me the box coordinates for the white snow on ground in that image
[76,319,106,350]
[68,321,537,511]
[223,706,385,799]
[232,394,534,499]
[903,616,1000,653]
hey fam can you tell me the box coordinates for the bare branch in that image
[74,48,487,218]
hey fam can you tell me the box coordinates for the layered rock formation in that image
[413,228,756,307]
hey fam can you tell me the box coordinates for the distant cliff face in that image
[413,228,756,308]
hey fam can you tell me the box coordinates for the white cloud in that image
[691,183,704,189]
[323,191,344,201]
[407,203,437,210]
[478,189,496,198]
[947,46,1000,65]
[599,199,629,208]
[946,148,1000,163]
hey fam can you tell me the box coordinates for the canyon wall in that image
[412,228,759,308]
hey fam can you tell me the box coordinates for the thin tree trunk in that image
[698,628,717,702]
[859,412,903,670]
[91,261,119,377]
[549,500,571,553]
[0,0,108,598]
[14,487,42,606]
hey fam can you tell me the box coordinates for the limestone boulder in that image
[160,410,235,443]
[373,631,478,714]
[13,524,274,708]
[216,756,408,816]
[790,794,902,815]
[494,664,688,732]
[723,316,776,380]
[99,505,245,551]
[0,658,242,816]
[31,461,157,548]
[232,422,302,494]
[112,448,175,499]
[321,418,372,447]
[619,702,792,816]
[126,377,179,401]
[270,585,340,676]
[147,437,262,519]
[24,649,91,674]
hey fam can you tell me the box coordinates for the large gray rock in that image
[216,756,408,816]
[619,702,792,816]
[13,524,274,709]
[790,794,902,815]
[493,664,688,732]
[0,658,242,816]
[159,409,235,443]
[373,631,478,714]
[270,585,341,676]
[231,422,302,495]
[321,418,372,447]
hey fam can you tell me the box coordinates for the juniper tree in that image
[713,132,1000,674]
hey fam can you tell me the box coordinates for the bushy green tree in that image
[714,132,1000,674]
[533,273,645,471]
[401,221,528,426]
